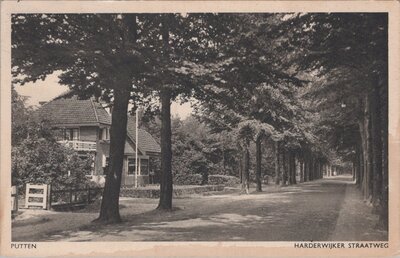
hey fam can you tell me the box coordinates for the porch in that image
[58,140,96,152]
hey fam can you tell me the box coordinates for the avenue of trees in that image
[12,13,388,228]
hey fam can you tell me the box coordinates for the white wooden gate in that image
[25,184,49,209]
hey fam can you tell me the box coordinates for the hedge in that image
[208,175,240,186]
[174,173,203,185]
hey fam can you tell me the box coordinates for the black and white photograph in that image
[1,1,399,256]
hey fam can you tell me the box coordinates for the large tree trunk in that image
[299,160,304,183]
[157,89,173,210]
[369,84,383,208]
[355,142,362,186]
[274,141,280,185]
[255,135,262,192]
[364,94,373,202]
[358,120,366,192]
[379,81,388,229]
[239,153,243,183]
[292,152,297,184]
[242,146,250,193]
[96,86,130,223]
[287,151,293,185]
[281,149,288,186]
[303,152,309,182]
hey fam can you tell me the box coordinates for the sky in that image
[15,72,193,119]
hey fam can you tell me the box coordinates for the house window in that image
[128,158,137,175]
[100,128,110,140]
[64,128,79,141]
[140,159,149,175]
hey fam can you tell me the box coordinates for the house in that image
[35,92,161,186]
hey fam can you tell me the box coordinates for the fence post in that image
[11,186,18,215]
[46,184,52,210]
[42,184,48,209]
[25,183,30,208]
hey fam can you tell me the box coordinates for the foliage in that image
[12,121,92,190]
[208,175,240,187]
[174,174,203,186]
[142,115,241,179]
[12,87,33,146]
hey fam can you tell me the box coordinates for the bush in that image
[12,122,92,191]
[208,175,240,186]
[174,173,203,185]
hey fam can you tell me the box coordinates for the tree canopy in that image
[12,13,388,228]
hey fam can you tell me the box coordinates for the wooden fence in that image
[49,187,104,210]
[22,184,103,210]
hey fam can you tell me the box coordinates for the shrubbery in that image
[173,174,240,186]
[207,175,240,186]
[174,173,203,185]
[12,122,92,192]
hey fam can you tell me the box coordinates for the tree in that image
[136,13,240,208]
[280,13,388,228]
[12,13,239,216]
[12,14,148,223]
[11,87,33,146]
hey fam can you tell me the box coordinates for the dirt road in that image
[12,176,387,241]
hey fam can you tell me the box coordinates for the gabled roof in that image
[127,117,161,155]
[35,94,111,126]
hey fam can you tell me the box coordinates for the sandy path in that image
[12,176,387,241]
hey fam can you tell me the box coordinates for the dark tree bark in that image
[274,141,280,185]
[287,151,293,185]
[299,160,304,183]
[292,152,297,184]
[364,94,373,201]
[242,146,250,193]
[358,143,364,188]
[358,119,367,192]
[379,82,388,229]
[355,142,362,186]
[157,89,173,210]
[239,152,243,184]
[255,135,262,192]
[94,14,138,224]
[304,154,309,182]
[96,85,130,223]
[369,84,383,207]
[281,149,288,186]
[157,14,174,210]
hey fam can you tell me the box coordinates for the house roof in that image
[35,92,161,155]
[127,117,161,155]
[35,95,111,126]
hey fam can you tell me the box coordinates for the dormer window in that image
[100,127,110,140]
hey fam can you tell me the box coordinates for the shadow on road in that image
[13,175,386,242]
